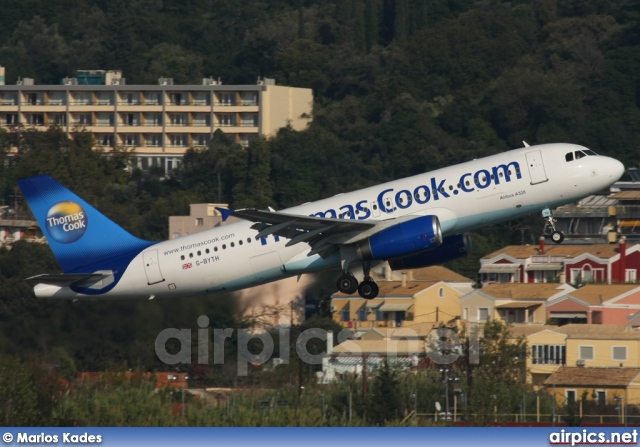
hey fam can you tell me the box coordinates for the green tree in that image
[368,359,402,425]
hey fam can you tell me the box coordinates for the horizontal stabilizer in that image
[215,207,235,222]
[26,272,112,287]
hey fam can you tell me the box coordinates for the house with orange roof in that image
[507,323,640,388]
[480,237,640,285]
[546,284,640,324]
[544,367,640,406]
[331,266,472,330]
[460,283,575,324]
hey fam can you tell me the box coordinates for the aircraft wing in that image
[25,273,111,287]
[222,207,421,257]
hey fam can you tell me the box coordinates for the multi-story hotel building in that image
[0,68,313,172]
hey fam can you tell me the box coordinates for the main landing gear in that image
[336,261,380,299]
[542,208,564,244]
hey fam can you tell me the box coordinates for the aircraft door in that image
[525,150,549,185]
[143,250,165,285]
[370,201,381,218]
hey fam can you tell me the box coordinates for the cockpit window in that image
[566,149,597,162]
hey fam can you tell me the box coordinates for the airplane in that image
[18,142,624,301]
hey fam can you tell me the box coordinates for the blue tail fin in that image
[18,175,154,273]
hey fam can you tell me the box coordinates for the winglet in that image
[215,207,234,222]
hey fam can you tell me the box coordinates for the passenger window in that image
[180,255,185,260]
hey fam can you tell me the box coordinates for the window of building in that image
[121,92,140,105]
[97,134,114,146]
[626,269,637,283]
[596,390,606,406]
[25,93,42,105]
[340,308,350,322]
[96,113,114,126]
[438,287,444,298]
[145,113,162,126]
[219,114,234,126]
[195,218,203,227]
[192,113,210,126]
[123,134,139,146]
[1,114,18,125]
[192,134,210,147]
[170,134,188,147]
[478,307,489,322]
[579,346,594,360]
[170,113,188,126]
[145,134,162,147]
[48,92,65,105]
[566,390,576,405]
[357,307,367,321]
[170,93,186,105]
[612,346,627,361]
[463,307,468,320]
[581,267,593,282]
[220,92,234,106]
[72,92,91,105]
[240,92,257,105]
[122,113,139,126]
[241,113,257,126]
[74,113,92,125]
[50,113,66,125]
[95,92,113,105]
[192,92,209,105]
[570,269,581,284]
[144,92,162,105]
[25,113,44,125]
[531,345,566,365]
[1,93,17,105]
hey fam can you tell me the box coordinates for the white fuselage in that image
[34,143,624,299]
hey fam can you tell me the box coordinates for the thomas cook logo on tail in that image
[45,201,88,244]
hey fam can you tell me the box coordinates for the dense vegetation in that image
[1,0,640,424]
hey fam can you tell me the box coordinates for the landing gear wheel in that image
[337,274,359,294]
[551,231,564,244]
[358,279,379,299]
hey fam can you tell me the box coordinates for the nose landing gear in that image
[542,208,564,244]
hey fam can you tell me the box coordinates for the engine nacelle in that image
[355,215,442,261]
[387,232,472,270]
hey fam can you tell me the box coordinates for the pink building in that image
[546,284,640,324]
[480,237,640,285]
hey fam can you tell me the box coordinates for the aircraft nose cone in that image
[610,158,625,182]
